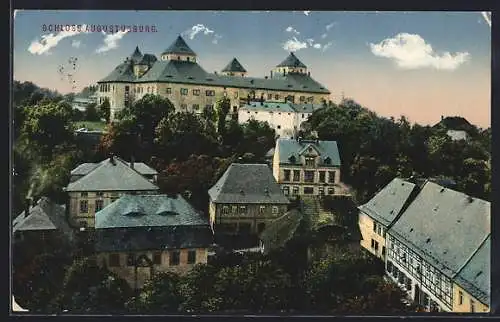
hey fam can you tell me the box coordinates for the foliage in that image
[132,271,182,313]
[97,98,111,123]
[84,103,100,122]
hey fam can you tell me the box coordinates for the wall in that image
[98,248,208,289]
[452,283,489,313]
[238,107,296,138]
[213,202,288,234]
[358,212,386,259]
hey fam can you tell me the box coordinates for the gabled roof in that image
[222,58,247,73]
[98,61,136,82]
[277,52,307,68]
[389,181,490,279]
[66,156,159,192]
[454,235,490,306]
[260,209,303,253]
[70,159,157,177]
[358,178,417,227]
[241,101,296,113]
[208,163,290,204]
[98,57,330,94]
[276,138,341,166]
[95,194,208,229]
[138,53,158,66]
[12,197,72,237]
[130,46,143,63]
[162,35,196,56]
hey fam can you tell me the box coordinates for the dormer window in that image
[288,155,296,163]
[324,157,331,165]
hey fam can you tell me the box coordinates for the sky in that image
[13,11,491,128]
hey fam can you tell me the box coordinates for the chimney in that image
[130,155,135,169]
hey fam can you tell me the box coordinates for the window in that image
[318,187,324,195]
[308,96,314,102]
[301,114,305,119]
[328,188,335,195]
[283,186,290,195]
[169,251,180,266]
[260,206,266,213]
[97,192,104,197]
[272,206,279,214]
[267,93,272,100]
[166,88,172,94]
[147,87,150,93]
[292,186,300,195]
[304,171,314,183]
[283,170,291,181]
[239,206,247,215]
[459,291,464,305]
[382,246,386,257]
[95,199,104,212]
[181,88,188,95]
[373,222,377,233]
[206,90,215,96]
[187,250,196,264]
[231,206,237,214]
[109,254,120,267]
[81,192,88,197]
[127,253,135,266]
[300,96,306,101]
[377,225,382,236]
[274,94,280,100]
[405,277,412,290]
[79,200,88,213]
[293,170,300,182]
[222,206,229,214]
[402,253,407,263]
[371,239,379,251]
[193,89,200,96]
[153,252,162,265]
[193,104,200,111]
[328,171,336,183]
[319,171,326,183]
[470,300,475,312]
[181,104,187,110]
[387,261,393,273]
[305,157,315,167]
[304,187,314,194]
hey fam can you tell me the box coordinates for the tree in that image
[133,271,182,313]
[215,97,231,137]
[178,264,220,313]
[18,101,75,162]
[97,98,111,123]
[54,257,133,313]
[84,103,100,122]
[240,119,276,159]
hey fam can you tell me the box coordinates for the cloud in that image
[185,24,214,40]
[28,24,89,55]
[322,42,333,52]
[303,11,310,16]
[370,33,470,70]
[325,22,337,31]
[306,38,314,46]
[321,33,328,39]
[481,12,491,27]
[212,34,222,44]
[96,30,128,53]
[283,37,308,52]
[285,26,300,35]
[71,40,81,48]
[313,43,321,49]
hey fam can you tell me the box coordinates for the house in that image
[238,101,323,138]
[94,194,213,289]
[96,36,330,121]
[452,235,490,313]
[446,130,470,142]
[65,155,159,228]
[208,163,290,235]
[272,137,350,197]
[12,197,74,244]
[358,178,418,260]
[385,181,490,312]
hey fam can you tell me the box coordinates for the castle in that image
[96,35,331,121]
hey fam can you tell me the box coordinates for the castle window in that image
[193,89,200,96]
[328,171,336,183]
[153,252,162,265]
[169,250,180,266]
[147,87,150,93]
[206,90,215,96]
[193,104,200,111]
[300,96,306,102]
[259,206,266,213]
[95,200,104,212]
[308,96,314,102]
[187,250,196,264]
[274,94,280,100]
[180,88,188,95]
[186,57,190,62]
[272,206,279,214]
[166,88,172,94]
[79,200,88,214]
[177,56,181,60]
[267,93,272,100]
[109,254,120,267]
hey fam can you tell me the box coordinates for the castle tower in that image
[160,35,197,62]
[221,58,247,77]
[130,46,144,64]
[133,53,158,78]
[272,52,308,78]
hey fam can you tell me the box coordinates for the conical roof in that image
[222,58,247,73]
[130,46,143,63]
[162,35,196,56]
[277,52,307,68]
